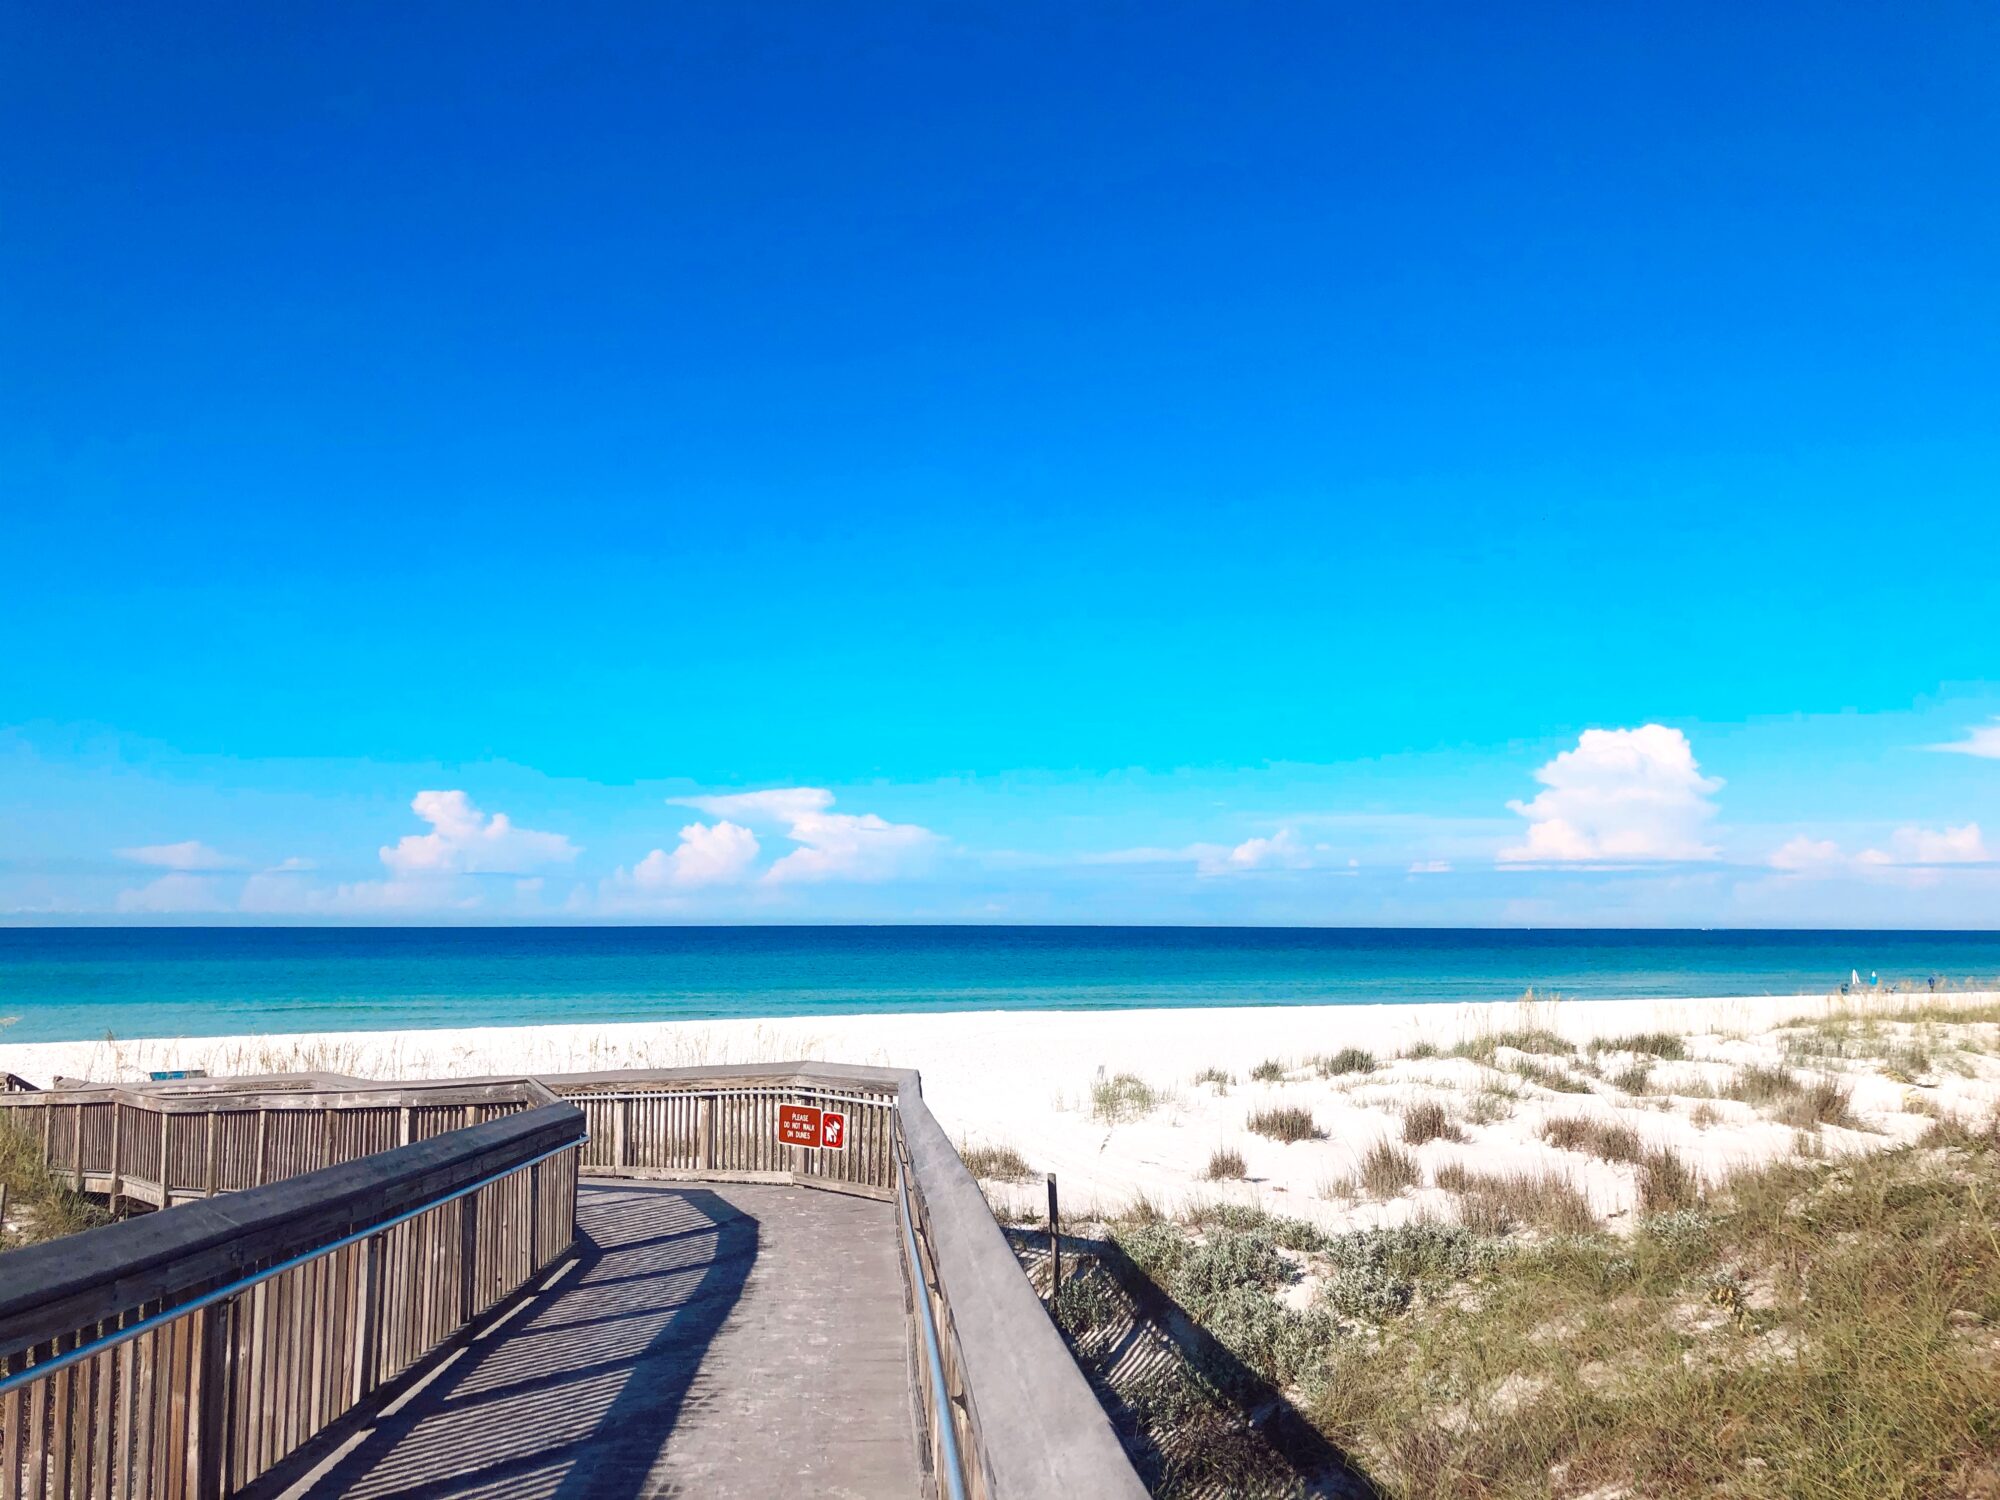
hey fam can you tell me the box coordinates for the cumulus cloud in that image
[670,787,937,885]
[1863,823,1989,866]
[1501,725,1722,863]
[619,821,761,892]
[1927,720,2000,759]
[117,840,239,871]
[380,790,579,876]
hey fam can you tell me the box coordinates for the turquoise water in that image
[2,928,1997,1045]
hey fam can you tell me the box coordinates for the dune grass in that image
[1540,1114,1644,1164]
[1245,1105,1323,1143]
[1204,1145,1248,1181]
[958,1140,1035,1181]
[1399,1099,1465,1145]
[1093,1073,1165,1123]
[1060,1112,2000,1500]
[0,1122,108,1248]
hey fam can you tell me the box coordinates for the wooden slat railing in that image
[0,1098,583,1499]
[0,1078,544,1210]
[0,1063,1146,1500]
[538,1063,1147,1500]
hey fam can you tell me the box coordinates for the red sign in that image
[778,1104,823,1146]
[821,1110,847,1150]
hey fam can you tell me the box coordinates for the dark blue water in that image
[2,927,1997,1045]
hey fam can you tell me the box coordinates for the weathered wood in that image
[0,1103,583,1357]
[1046,1174,1061,1301]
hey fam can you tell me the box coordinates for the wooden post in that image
[614,1101,630,1169]
[353,1233,383,1404]
[108,1102,124,1201]
[159,1110,173,1203]
[398,1105,413,1146]
[1046,1172,1061,1302]
[459,1193,479,1323]
[191,1298,234,1497]
[697,1096,715,1171]
[203,1113,219,1197]
[526,1163,542,1270]
[0,1180,10,1243]
[71,1106,84,1189]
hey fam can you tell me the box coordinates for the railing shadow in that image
[1013,1229,1385,1500]
[290,1183,758,1500]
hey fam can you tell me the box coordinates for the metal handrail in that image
[0,1135,581,1399]
[897,1135,970,1500]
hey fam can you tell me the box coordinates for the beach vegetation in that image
[1540,1114,1644,1164]
[958,1140,1035,1181]
[1315,1046,1376,1077]
[1464,1082,1520,1125]
[1724,1064,1857,1128]
[1093,1072,1165,1123]
[1245,1105,1323,1143]
[0,1122,108,1247]
[1606,1058,1654,1093]
[1434,1162,1596,1235]
[1451,1027,1571,1065]
[1403,1040,1440,1060]
[1507,1057,1592,1094]
[1203,1145,1247,1180]
[1357,1140,1420,1196]
[1190,1066,1234,1093]
[1249,1058,1287,1082]
[1588,1030,1690,1060]
[1398,1098,1465,1145]
[1636,1145,1700,1212]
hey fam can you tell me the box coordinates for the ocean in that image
[1,927,1997,1046]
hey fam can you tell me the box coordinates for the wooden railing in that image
[0,1063,1146,1500]
[0,1097,583,1499]
[0,1076,541,1209]
[538,1063,1147,1500]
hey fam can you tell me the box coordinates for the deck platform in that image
[285,1181,925,1500]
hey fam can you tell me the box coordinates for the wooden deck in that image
[281,1181,924,1500]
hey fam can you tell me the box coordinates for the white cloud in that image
[675,787,836,825]
[380,791,579,876]
[671,787,938,885]
[1408,860,1453,874]
[1862,823,1989,866]
[1927,720,2000,759]
[1767,824,1988,882]
[620,821,761,891]
[117,872,228,912]
[117,840,238,871]
[1501,725,1722,863]
[1198,828,1309,876]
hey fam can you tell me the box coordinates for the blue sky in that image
[3,2,1997,925]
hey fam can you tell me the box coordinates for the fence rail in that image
[0,1079,543,1210]
[0,1100,583,1499]
[0,1063,1146,1500]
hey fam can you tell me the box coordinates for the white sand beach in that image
[8,988,1996,1234]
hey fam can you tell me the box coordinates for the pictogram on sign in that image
[821,1110,847,1150]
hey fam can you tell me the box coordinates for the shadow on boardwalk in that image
[299,1182,757,1500]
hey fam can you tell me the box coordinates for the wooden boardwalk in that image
[281,1181,924,1500]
